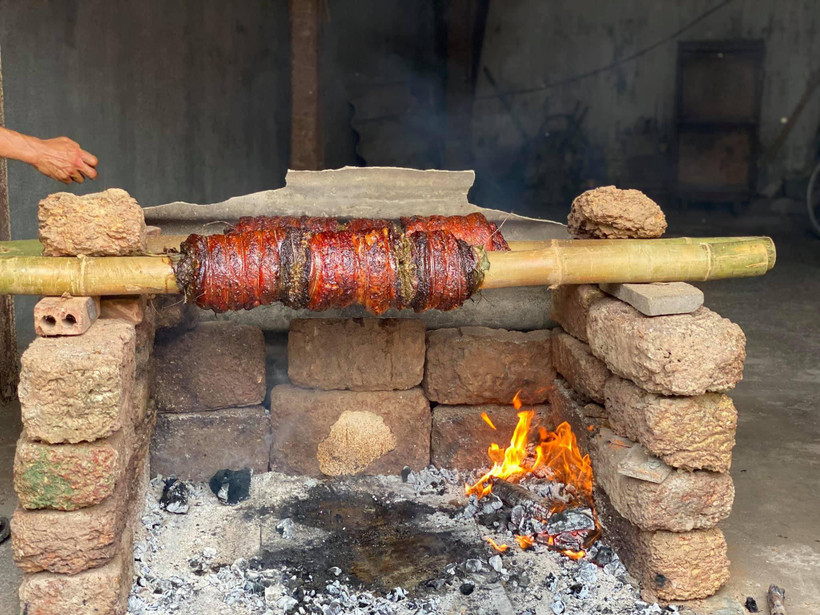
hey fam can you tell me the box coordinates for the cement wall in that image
[473,0,820,195]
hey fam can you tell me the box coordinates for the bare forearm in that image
[0,127,98,183]
[0,126,41,165]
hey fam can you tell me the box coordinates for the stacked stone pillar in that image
[549,284,743,601]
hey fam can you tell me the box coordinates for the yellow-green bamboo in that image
[0,236,774,296]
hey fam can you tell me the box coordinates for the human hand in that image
[30,136,98,184]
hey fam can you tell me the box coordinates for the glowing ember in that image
[480,412,497,430]
[515,535,535,550]
[484,537,509,553]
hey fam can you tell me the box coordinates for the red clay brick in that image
[33,296,99,337]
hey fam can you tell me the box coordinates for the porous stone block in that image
[11,408,153,576]
[587,300,746,396]
[550,328,611,403]
[100,295,145,325]
[38,187,146,256]
[18,550,133,615]
[288,318,425,391]
[152,322,265,412]
[13,431,128,511]
[149,406,272,481]
[595,489,729,601]
[567,186,667,239]
[590,429,734,532]
[431,404,552,470]
[605,376,737,472]
[549,284,606,342]
[423,327,554,405]
[599,282,704,317]
[33,296,99,337]
[18,319,136,443]
[270,385,430,477]
[546,378,598,452]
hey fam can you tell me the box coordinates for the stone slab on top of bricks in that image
[550,328,611,403]
[599,282,704,316]
[587,298,746,396]
[39,187,147,256]
[590,429,734,532]
[288,318,425,391]
[33,296,100,337]
[424,327,554,405]
[431,404,552,470]
[150,406,272,481]
[594,488,729,601]
[270,385,430,477]
[152,321,265,412]
[605,376,737,472]
[567,186,667,239]
[549,284,606,342]
[18,318,136,444]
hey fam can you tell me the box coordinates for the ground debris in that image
[128,469,664,614]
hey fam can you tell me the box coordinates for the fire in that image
[481,412,497,430]
[485,537,509,553]
[465,393,597,558]
[465,394,593,502]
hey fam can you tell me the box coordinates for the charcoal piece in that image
[160,477,190,514]
[744,597,759,612]
[459,582,475,595]
[464,559,483,573]
[591,544,614,566]
[546,507,596,534]
[551,598,565,614]
[401,466,413,482]
[209,468,252,505]
[0,516,9,545]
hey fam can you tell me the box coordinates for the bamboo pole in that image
[0,237,774,297]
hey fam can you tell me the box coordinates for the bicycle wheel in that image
[808,160,820,237]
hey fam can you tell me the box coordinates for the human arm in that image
[0,126,98,184]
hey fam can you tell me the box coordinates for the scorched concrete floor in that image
[0,200,817,614]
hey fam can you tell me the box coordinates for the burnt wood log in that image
[767,585,787,615]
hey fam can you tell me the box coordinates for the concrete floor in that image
[0,200,817,615]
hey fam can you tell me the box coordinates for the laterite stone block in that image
[38,187,146,257]
[270,385,430,477]
[18,319,136,443]
[288,318,426,391]
[424,327,554,405]
[587,299,746,396]
[551,328,611,403]
[549,284,606,342]
[152,322,265,412]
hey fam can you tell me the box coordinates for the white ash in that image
[127,471,676,615]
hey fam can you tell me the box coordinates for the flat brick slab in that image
[288,318,425,390]
[549,285,606,342]
[599,282,704,316]
[150,406,271,481]
[551,328,611,403]
[605,376,737,472]
[431,404,552,470]
[39,188,146,257]
[587,299,746,396]
[567,186,667,239]
[152,322,265,412]
[590,429,734,532]
[18,319,136,444]
[424,327,554,405]
[33,296,99,337]
[14,431,126,510]
[595,488,729,601]
[270,385,430,477]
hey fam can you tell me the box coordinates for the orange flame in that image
[481,412,497,430]
[515,535,535,550]
[484,537,509,553]
[562,549,586,560]
[465,394,593,502]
